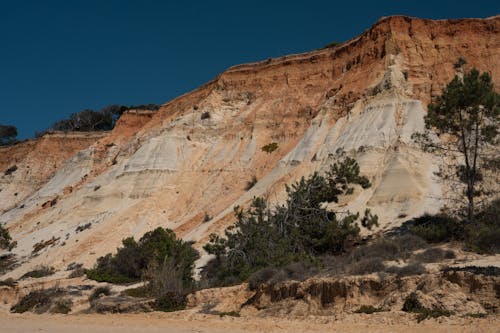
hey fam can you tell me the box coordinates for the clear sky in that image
[1,0,499,139]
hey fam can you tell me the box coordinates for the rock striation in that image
[0,15,499,278]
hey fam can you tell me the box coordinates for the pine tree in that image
[414,69,499,223]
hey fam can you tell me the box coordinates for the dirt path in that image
[0,312,499,333]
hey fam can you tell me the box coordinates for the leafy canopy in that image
[0,125,18,146]
[86,227,199,284]
[413,68,499,223]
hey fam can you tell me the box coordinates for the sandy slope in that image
[1,16,499,281]
[0,312,498,333]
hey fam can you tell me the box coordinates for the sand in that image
[0,312,498,333]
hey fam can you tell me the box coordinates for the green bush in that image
[442,265,500,276]
[68,267,85,278]
[0,254,17,275]
[203,157,377,287]
[347,257,385,275]
[408,214,464,243]
[413,248,455,263]
[86,228,199,285]
[0,125,18,146]
[0,278,17,287]
[409,200,500,254]
[465,199,500,254]
[347,234,426,262]
[402,292,453,322]
[121,285,149,298]
[4,165,17,176]
[86,227,198,312]
[88,286,111,302]
[386,263,426,277]
[10,288,64,313]
[40,104,159,135]
[142,258,195,311]
[0,224,15,251]
[354,305,384,314]
[261,142,278,154]
[322,41,341,49]
[20,266,55,279]
[244,175,258,191]
[50,299,72,314]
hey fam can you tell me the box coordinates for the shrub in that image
[66,262,83,271]
[51,109,114,132]
[203,157,377,287]
[75,223,92,233]
[414,248,455,263]
[41,104,159,135]
[198,304,240,317]
[386,263,426,277]
[244,175,258,191]
[0,254,17,275]
[50,299,72,314]
[32,237,60,254]
[467,225,500,254]
[0,125,17,146]
[86,228,199,285]
[88,286,111,302]
[203,213,212,222]
[348,257,385,275]
[466,199,500,254]
[247,262,318,290]
[142,258,195,312]
[409,200,500,254]
[4,165,17,175]
[10,288,64,313]
[442,265,500,276]
[0,278,17,287]
[69,267,85,278]
[248,267,286,290]
[322,41,341,49]
[402,292,453,322]
[261,142,278,154]
[86,228,198,312]
[0,224,15,251]
[121,285,149,298]
[217,311,240,317]
[21,266,55,279]
[348,235,427,263]
[408,214,464,243]
[354,305,384,314]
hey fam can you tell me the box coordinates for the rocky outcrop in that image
[0,15,499,279]
[188,270,500,317]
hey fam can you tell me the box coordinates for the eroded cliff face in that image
[0,132,107,214]
[187,270,500,317]
[0,16,498,278]
[0,110,155,216]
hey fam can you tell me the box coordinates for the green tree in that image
[413,69,499,223]
[0,125,18,146]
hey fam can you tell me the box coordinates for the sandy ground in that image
[0,312,499,333]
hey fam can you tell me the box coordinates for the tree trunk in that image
[467,179,474,224]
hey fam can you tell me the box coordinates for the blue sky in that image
[1,0,498,139]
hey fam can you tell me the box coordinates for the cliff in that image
[0,15,498,279]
